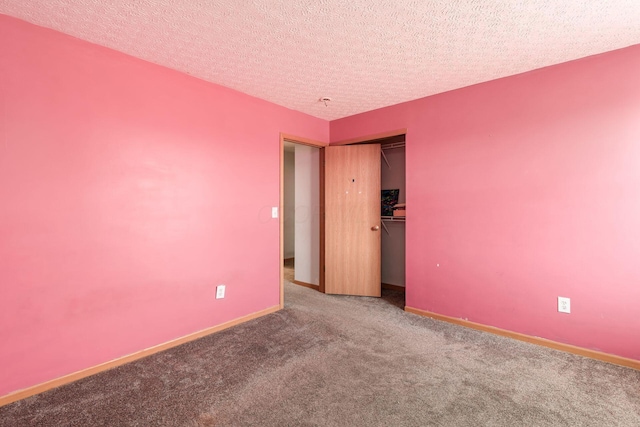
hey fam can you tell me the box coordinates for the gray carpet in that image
[2,281,639,426]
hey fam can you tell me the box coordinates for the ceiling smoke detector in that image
[320,97,332,106]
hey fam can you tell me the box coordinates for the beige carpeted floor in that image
[1,278,639,426]
[284,258,405,309]
[283,257,295,282]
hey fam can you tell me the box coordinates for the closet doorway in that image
[279,131,406,309]
[328,131,406,307]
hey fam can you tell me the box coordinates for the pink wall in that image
[1,12,638,400]
[0,15,328,397]
[332,44,640,361]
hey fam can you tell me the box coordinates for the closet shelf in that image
[381,216,404,234]
[380,142,406,169]
[381,142,406,150]
[381,216,405,222]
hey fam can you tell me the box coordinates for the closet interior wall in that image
[381,142,406,287]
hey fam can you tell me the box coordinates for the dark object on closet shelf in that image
[381,189,399,216]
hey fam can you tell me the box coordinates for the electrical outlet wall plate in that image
[216,285,226,299]
[558,296,570,313]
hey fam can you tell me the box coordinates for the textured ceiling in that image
[1,1,639,120]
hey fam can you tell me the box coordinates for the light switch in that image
[272,207,278,218]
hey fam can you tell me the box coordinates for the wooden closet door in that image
[324,144,381,296]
